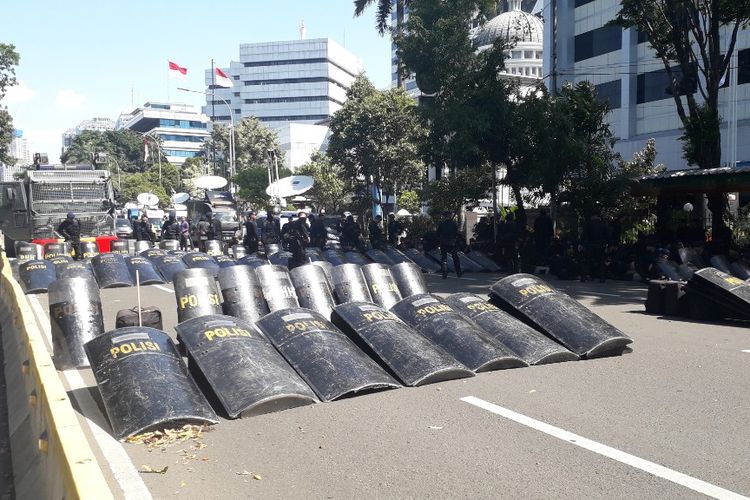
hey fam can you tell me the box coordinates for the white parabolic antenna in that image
[266,175,314,198]
[172,192,190,204]
[137,192,160,207]
[194,175,228,190]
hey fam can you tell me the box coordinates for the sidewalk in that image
[0,331,13,499]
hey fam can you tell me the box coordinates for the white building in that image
[8,129,30,166]
[544,0,750,170]
[62,117,116,153]
[276,123,330,171]
[116,102,210,166]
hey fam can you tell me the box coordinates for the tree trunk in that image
[511,184,526,228]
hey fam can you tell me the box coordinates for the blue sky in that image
[2,0,393,162]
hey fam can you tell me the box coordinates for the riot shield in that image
[231,245,247,259]
[443,293,579,365]
[44,242,71,259]
[730,261,750,280]
[322,249,347,266]
[255,308,400,401]
[167,249,187,257]
[310,260,333,283]
[153,254,188,282]
[264,243,281,256]
[427,249,454,272]
[290,264,336,319]
[92,253,134,288]
[268,251,293,267]
[709,255,732,274]
[84,327,218,440]
[139,248,166,261]
[362,263,403,309]
[56,260,95,280]
[344,251,369,266]
[48,255,73,274]
[390,262,428,298]
[330,264,372,304]
[159,239,180,251]
[175,315,317,418]
[80,241,99,259]
[332,302,474,386]
[305,248,323,262]
[126,256,166,285]
[218,265,270,323]
[173,268,223,323]
[237,254,270,269]
[205,240,223,256]
[183,252,220,277]
[686,267,750,320]
[383,246,412,265]
[215,255,236,269]
[49,276,104,368]
[464,251,501,272]
[255,265,299,312]
[365,249,395,266]
[391,294,527,372]
[403,248,441,273]
[457,252,483,272]
[19,260,57,294]
[134,240,152,254]
[489,274,632,358]
[110,240,130,255]
[15,242,43,262]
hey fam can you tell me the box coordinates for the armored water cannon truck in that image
[185,190,239,243]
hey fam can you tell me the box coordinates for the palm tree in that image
[353,0,408,87]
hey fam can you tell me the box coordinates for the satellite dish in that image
[266,175,314,198]
[172,192,190,204]
[137,192,160,207]
[194,175,228,190]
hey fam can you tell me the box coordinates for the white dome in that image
[475,0,544,48]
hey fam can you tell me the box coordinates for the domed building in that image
[474,0,544,89]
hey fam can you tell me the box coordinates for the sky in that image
[2,0,394,163]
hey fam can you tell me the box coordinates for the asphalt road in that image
[24,273,750,500]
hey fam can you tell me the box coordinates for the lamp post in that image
[177,87,235,186]
[131,130,163,185]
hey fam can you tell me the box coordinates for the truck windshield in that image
[214,211,237,222]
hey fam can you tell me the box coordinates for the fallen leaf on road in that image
[428,426,443,430]
[140,465,168,474]
[236,470,251,476]
[528,389,537,393]
[253,474,262,480]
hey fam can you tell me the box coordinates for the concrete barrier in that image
[0,243,113,499]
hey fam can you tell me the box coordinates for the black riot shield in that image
[92,253,134,288]
[686,267,750,320]
[153,254,188,282]
[457,252,483,272]
[80,242,99,259]
[332,302,474,386]
[322,249,347,266]
[362,263,403,309]
[231,245,247,259]
[255,308,400,401]
[215,255,236,269]
[344,251,369,266]
[173,268,222,323]
[48,255,73,274]
[310,260,333,283]
[19,260,57,294]
[218,265,269,323]
[390,262,428,298]
[167,249,187,257]
[268,251,293,267]
[391,294,527,372]
[290,264,336,319]
[109,240,130,255]
[264,243,281,256]
[427,249,455,272]
[175,315,317,418]
[56,260,95,280]
[205,240,223,257]
[365,249,395,266]
[330,263,372,304]
[44,242,71,259]
[489,274,632,358]
[255,265,299,312]
[183,252,220,277]
[403,248,441,273]
[126,256,165,285]
[444,293,579,365]
[304,247,323,262]
[134,240,152,254]
[49,277,104,368]
[139,248,166,261]
[464,251,501,272]
[383,246,412,265]
[15,242,43,262]
[237,254,269,269]
[159,239,180,251]
[84,327,218,439]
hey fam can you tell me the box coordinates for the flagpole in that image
[211,59,217,176]
[166,62,170,102]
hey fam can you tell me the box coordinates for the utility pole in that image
[550,0,558,97]
[210,59,217,175]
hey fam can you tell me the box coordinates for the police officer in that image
[309,213,328,249]
[436,210,462,279]
[286,211,310,269]
[208,213,223,243]
[368,215,384,250]
[196,216,211,252]
[387,212,402,247]
[57,212,82,260]
[262,212,281,247]
[133,215,154,243]
[243,211,259,254]
[340,214,361,250]
[161,215,180,242]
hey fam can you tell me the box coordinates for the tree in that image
[119,173,168,207]
[421,169,492,217]
[398,190,421,214]
[61,129,155,172]
[180,157,207,198]
[235,166,292,209]
[0,43,20,166]
[615,1,750,231]
[208,117,283,176]
[327,75,426,212]
[296,152,351,213]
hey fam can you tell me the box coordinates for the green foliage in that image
[180,157,207,198]
[296,152,351,213]
[235,165,292,209]
[422,168,492,217]
[208,118,284,175]
[398,190,421,214]
[0,43,20,166]
[401,214,434,248]
[328,75,426,207]
[119,173,168,207]
[60,129,156,172]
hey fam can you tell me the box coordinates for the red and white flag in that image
[214,67,234,88]
[168,61,188,80]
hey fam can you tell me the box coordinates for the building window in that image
[242,76,349,91]
[241,57,358,78]
[575,0,596,6]
[158,119,207,129]
[636,65,696,104]
[574,25,622,62]
[243,95,344,105]
[637,30,649,44]
[159,134,205,142]
[164,150,199,158]
[594,79,622,109]
[739,48,750,85]
[258,114,330,123]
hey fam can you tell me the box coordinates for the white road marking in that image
[27,296,152,500]
[461,396,748,500]
[742,350,750,354]
[153,284,174,293]
[579,291,620,298]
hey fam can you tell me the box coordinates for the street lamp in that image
[177,87,235,186]
[131,130,163,186]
